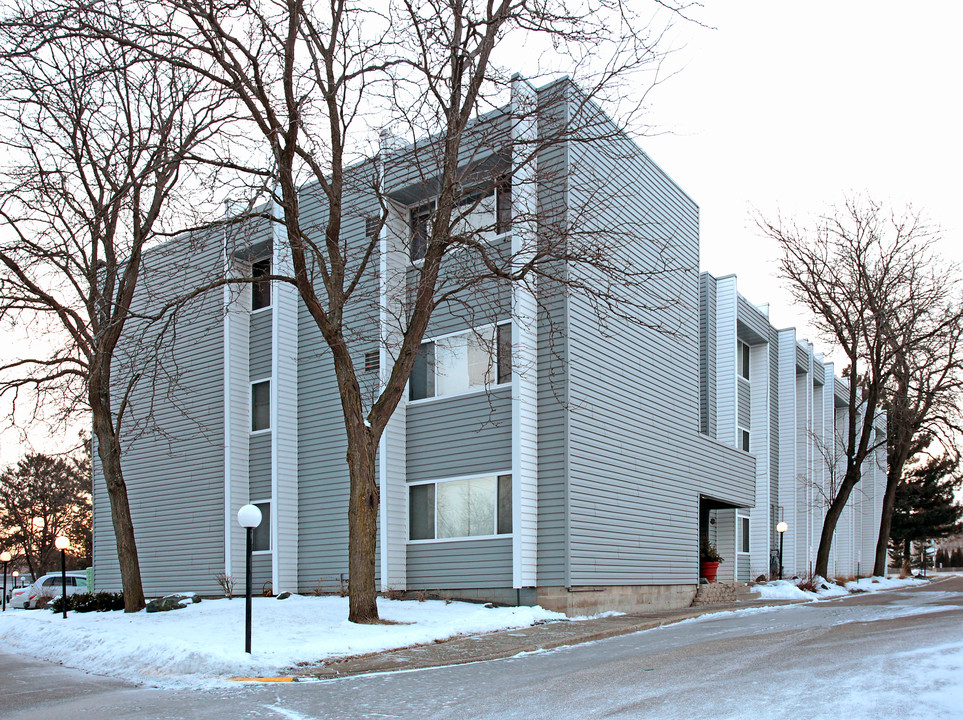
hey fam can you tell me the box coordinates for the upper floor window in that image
[409,323,511,401]
[252,258,271,311]
[251,379,270,432]
[409,181,512,262]
[738,341,750,380]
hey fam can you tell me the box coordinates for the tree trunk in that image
[901,538,912,576]
[874,447,911,576]
[346,427,379,623]
[91,397,145,612]
[814,467,861,578]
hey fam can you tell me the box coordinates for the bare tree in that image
[0,16,231,610]
[874,290,963,575]
[46,0,697,622]
[760,198,958,579]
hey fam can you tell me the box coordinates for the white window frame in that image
[738,426,750,453]
[408,321,512,405]
[250,498,272,554]
[406,183,512,267]
[407,471,513,544]
[738,340,750,381]
[737,513,751,555]
[250,378,272,434]
[250,257,273,314]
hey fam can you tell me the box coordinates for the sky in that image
[2,2,962,464]
[639,1,963,343]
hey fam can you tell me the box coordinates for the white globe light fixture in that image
[0,551,10,612]
[775,522,788,580]
[237,504,263,654]
[54,536,70,619]
[237,504,262,528]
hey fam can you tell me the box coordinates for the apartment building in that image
[700,273,886,582]
[91,77,884,614]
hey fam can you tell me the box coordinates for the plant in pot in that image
[700,537,724,583]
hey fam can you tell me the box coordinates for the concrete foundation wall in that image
[537,584,698,616]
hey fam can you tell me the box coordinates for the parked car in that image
[11,572,87,609]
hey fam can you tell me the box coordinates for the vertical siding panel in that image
[272,205,299,592]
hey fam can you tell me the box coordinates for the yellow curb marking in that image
[228,677,296,683]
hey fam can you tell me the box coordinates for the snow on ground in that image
[750,574,927,601]
[0,595,564,687]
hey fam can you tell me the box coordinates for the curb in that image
[291,598,807,680]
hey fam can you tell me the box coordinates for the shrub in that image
[700,537,724,562]
[50,592,125,613]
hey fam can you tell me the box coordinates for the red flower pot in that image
[700,561,720,583]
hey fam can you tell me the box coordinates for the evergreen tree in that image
[888,453,963,573]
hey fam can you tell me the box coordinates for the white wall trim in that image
[510,75,539,589]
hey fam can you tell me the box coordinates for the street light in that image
[1,551,10,612]
[54,536,70,619]
[776,522,789,580]
[237,504,263,654]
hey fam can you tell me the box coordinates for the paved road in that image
[3,577,962,719]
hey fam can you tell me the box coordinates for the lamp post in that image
[237,504,262,654]
[776,522,788,580]
[1,551,10,612]
[54,536,69,619]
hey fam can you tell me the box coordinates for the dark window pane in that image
[252,380,270,431]
[409,484,435,540]
[741,343,750,380]
[410,204,432,261]
[741,517,750,553]
[741,429,750,452]
[497,323,512,384]
[496,181,512,234]
[364,350,380,373]
[409,342,435,400]
[497,474,512,534]
[365,215,381,238]
[252,258,271,310]
[253,502,270,551]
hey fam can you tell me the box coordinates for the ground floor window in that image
[739,515,750,553]
[252,500,271,551]
[409,474,512,540]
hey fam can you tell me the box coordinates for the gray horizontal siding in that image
[249,433,272,499]
[406,537,513,588]
[296,173,382,591]
[737,377,751,429]
[92,228,229,596]
[249,311,272,379]
[406,387,512,482]
[562,93,755,587]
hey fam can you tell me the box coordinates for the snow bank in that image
[0,595,564,687]
[750,575,928,601]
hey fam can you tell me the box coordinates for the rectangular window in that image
[252,258,271,310]
[409,202,433,261]
[409,484,435,541]
[253,501,271,551]
[364,350,380,373]
[365,215,382,239]
[409,474,512,540]
[497,323,512,384]
[251,380,270,432]
[740,516,750,553]
[738,341,750,380]
[409,325,510,401]
[740,428,750,452]
[496,181,512,235]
